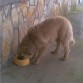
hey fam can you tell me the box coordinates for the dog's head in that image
[17,37,36,59]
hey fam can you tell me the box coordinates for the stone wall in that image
[0,0,72,64]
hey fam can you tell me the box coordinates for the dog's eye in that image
[27,51,31,55]
[26,49,31,55]
[23,49,31,55]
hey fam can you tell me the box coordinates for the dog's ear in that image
[27,51,31,55]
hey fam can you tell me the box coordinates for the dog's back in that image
[29,16,75,47]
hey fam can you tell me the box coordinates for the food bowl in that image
[14,55,30,67]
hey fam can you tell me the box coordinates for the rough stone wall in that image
[0,0,72,64]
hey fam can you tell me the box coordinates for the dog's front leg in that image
[35,46,46,64]
[30,50,38,65]
[30,45,47,65]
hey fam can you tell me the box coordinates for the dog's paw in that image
[51,51,58,55]
[30,58,37,65]
[60,57,67,61]
[35,59,40,65]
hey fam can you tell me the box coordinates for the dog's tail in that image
[70,38,75,46]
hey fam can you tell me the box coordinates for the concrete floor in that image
[1,6,83,83]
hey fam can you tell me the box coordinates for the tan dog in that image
[17,16,75,64]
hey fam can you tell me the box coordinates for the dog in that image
[17,16,75,64]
